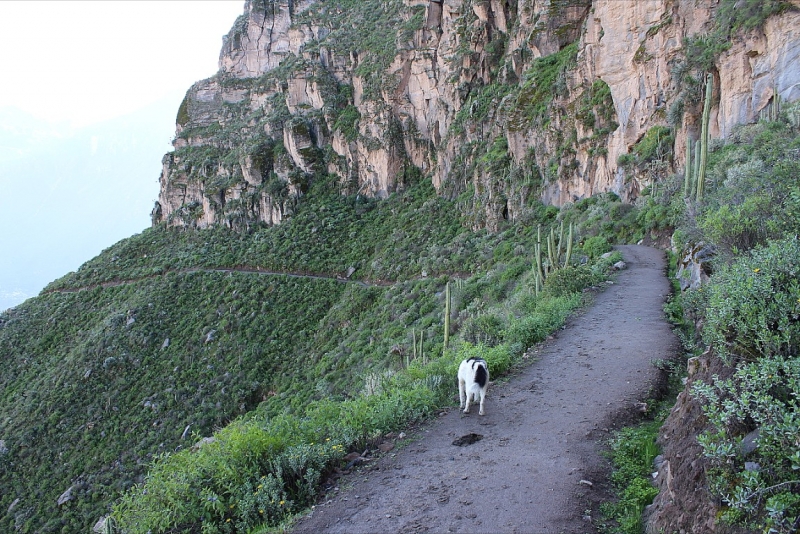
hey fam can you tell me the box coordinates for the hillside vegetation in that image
[2,109,799,534]
[675,109,800,533]
[0,173,626,532]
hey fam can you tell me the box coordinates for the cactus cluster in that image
[412,329,425,364]
[533,221,574,294]
[696,74,713,203]
[759,84,783,122]
[685,74,713,202]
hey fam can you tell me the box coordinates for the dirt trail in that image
[292,245,680,534]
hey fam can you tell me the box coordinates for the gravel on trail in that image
[292,245,680,534]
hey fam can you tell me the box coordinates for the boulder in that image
[57,485,75,506]
[676,242,715,291]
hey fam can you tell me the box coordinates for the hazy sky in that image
[0,1,247,309]
[0,0,245,127]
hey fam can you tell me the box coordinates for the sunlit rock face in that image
[154,0,800,230]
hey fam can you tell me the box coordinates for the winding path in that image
[291,245,680,534]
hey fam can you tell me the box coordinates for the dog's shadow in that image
[452,433,483,446]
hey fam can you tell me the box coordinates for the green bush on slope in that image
[693,237,800,532]
[674,106,800,532]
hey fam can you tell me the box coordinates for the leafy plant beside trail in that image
[599,420,662,534]
[693,237,800,532]
[666,104,800,532]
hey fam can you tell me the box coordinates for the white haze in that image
[0,1,245,310]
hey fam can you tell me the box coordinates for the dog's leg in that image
[478,389,485,416]
[458,378,466,410]
[463,390,471,413]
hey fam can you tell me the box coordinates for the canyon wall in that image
[152,0,800,231]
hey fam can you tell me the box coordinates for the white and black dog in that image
[458,357,489,415]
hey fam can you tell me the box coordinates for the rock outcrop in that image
[644,354,753,534]
[152,0,800,233]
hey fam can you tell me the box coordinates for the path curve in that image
[292,245,680,534]
[44,267,386,295]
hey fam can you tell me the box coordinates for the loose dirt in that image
[292,245,680,534]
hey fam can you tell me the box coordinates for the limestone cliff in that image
[152,0,800,232]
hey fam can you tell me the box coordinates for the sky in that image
[0,0,245,128]
[0,1,247,309]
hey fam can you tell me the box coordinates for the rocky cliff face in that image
[152,0,800,231]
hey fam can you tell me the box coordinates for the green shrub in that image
[617,126,674,169]
[504,294,580,349]
[617,152,635,167]
[702,237,800,362]
[581,236,612,259]
[543,265,600,297]
[691,236,800,530]
[461,313,505,347]
[504,315,550,351]
[599,420,661,534]
[333,105,361,142]
[698,195,776,256]
[693,354,800,531]
[634,126,674,165]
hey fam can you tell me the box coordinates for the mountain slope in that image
[0,179,578,532]
[2,0,800,532]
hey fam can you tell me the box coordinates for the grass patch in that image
[598,418,663,534]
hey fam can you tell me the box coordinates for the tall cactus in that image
[535,225,545,282]
[684,135,693,198]
[693,139,701,199]
[555,220,565,263]
[444,281,451,349]
[771,83,781,121]
[564,222,574,267]
[696,73,713,203]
